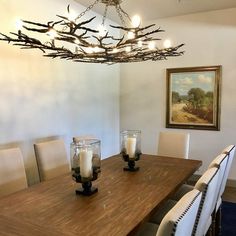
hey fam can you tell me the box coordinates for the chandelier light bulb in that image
[131,15,141,28]
[15,19,23,30]
[127,31,135,40]
[86,47,93,54]
[112,48,118,53]
[138,40,143,48]
[47,28,57,39]
[74,39,80,45]
[163,39,172,48]
[126,46,131,53]
[148,41,156,50]
[93,46,100,53]
[98,25,107,37]
[67,10,77,22]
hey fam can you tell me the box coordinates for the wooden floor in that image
[223,186,236,203]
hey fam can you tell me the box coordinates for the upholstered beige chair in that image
[169,167,220,236]
[34,139,70,181]
[73,135,97,143]
[0,147,28,197]
[157,132,190,159]
[136,189,202,236]
[214,145,235,234]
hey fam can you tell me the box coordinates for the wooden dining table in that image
[0,154,202,236]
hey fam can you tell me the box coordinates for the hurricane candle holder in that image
[120,130,142,171]
[70,139,101,196]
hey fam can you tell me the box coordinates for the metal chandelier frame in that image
[0,0,184,64]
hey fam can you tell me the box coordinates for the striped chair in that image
[214,145,235,235]
[136,189,202,236]
[0,147,28,197]
[152,166,220,236]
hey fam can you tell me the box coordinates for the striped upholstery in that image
[136,189,202,236]
[34,139,69,181]
[157,189,202,236]
[219,145,235,202]
[193,167,220,236]
[0,147,27,197]
[157,132,190,159]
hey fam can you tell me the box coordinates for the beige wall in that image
[120,8,236,180]
[0,0,120,185]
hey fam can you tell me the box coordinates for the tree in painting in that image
[171,72,215,124]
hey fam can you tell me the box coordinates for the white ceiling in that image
[74,0,236,22]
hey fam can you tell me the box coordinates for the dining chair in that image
[157,166,220,236]
[157,131,190,159]
[73,135,97,143]
[0,147,28,197]
[34,139,70,181]
[214,145,235,235]
[136,189,202,236]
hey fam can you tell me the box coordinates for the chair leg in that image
[206,225,213,236]
[215,206,222,236]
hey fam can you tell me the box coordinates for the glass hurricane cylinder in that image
[70,139,101,196]
[120,130,141,171]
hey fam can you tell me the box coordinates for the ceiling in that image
[74,0,236,22]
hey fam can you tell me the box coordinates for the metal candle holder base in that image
[76,181,98,196]
[121,152,142,172]
[123,160,140,172]
[72,167,100,196]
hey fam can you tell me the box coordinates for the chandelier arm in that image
[22,20,49,28]
[109,24,162,32]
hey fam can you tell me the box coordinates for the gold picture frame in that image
[166,65,222,131]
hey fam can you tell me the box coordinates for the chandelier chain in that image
[76,0,100,20]
[117,5,131,22]
[102,1,110,25]
[115,5,126,25]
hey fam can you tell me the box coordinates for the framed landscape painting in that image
[166,65,221,130]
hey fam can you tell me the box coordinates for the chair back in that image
[157,132,190,159]
[0,147,27,197]
[193,167,220,236]
[208,153,228,207]
[219,145,236,196]
[156,189,202,236]
[73,135,97,143]
[34,139,69,181]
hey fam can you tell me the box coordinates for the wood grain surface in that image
[0,154,202,236]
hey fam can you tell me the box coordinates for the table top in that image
[0,154,202,236]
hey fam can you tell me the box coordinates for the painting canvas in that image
[166,66,221,130]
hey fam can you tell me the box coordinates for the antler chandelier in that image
[0,0,184,64]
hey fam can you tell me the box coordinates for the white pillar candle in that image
[80,150,93,178]
[126,137,136,158]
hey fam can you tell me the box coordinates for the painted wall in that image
[0,0,120,185]
[120,8,236,180]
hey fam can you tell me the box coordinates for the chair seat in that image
[136,222,160,236]
[150,200,177,224]
[171,184,194,201]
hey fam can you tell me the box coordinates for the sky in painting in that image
[171,71,215,96]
